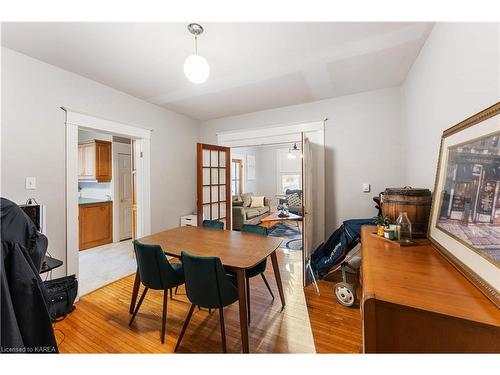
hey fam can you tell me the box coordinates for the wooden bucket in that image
[382,186,432,238]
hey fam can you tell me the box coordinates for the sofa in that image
[232,192,271,230]
[279,189,303,215]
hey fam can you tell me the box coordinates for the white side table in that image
[180,214,197,227]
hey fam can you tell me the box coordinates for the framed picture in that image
[247,154,256,180]
[428,102,500,307]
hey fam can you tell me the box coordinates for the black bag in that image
[44,275,78,322]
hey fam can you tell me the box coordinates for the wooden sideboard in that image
[360,225,500,353]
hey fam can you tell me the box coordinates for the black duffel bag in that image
[44,275,78,322]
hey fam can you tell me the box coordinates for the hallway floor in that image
[79,240,136,296]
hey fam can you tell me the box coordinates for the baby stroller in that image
[308,219,372,307]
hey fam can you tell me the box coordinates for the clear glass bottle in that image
[396,212,412,242]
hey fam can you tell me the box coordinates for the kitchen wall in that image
[1,47,199,277]
[402,23,500,188]
[201,86,404,232]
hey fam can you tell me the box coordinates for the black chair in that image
[202,219,224,230]
[240,224,274,324]
[129,240,185,344]
[175,251,239,353]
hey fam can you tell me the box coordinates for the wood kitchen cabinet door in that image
[79,202,113,250]
[78,140,112,182]
[95,140,112,182]
[78,142,96,180]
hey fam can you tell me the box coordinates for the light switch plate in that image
[25,177,36,190]
[363,183,370,193]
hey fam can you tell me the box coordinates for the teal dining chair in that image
[175,251,239,353]
[198,219,225,313]
[202,219,224,230]
[237,224,275,324]
[129,240,185,344]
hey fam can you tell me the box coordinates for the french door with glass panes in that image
[197,143,231,229]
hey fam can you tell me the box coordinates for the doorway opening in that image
[64,109,151,297]
[217,120,325,286]
[76,130,136,295]
[230,142,304,253]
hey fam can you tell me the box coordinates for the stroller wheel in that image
[334,282,355,307]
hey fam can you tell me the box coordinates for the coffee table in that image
[259,212,302,231]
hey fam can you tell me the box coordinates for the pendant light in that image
[287,142,302,159]
[184,23,210,84]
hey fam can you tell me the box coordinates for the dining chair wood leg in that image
[161,290,168,344]
[129,269,141,314]
[208,308,211,314]
[175,304,196,352]
[270,251,286,309]
[261,273,274,299]
[246,277,251,324]
[169,288,173,300]
[175,286,178,295]
[236,269,249,353]
[129,287,148,326]
[219,307,227,353]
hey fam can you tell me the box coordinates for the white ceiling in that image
[1,22,433,121]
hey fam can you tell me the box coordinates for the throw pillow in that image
[241,192,253,207]
[287,192,302,207]
[250,196,265,208]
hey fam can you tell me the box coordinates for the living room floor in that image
[268,221,303,251]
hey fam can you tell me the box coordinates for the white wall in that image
[402,23,500,188]
[231,146,258,194]
[256,147,279,203]
[201,86,404,233]
[254,146,302,208]
[1,47,199,277]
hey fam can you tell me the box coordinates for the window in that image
[277,148,302,193]
[281,174,301,193]
[231,159,243,195]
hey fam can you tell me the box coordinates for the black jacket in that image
[1,198,58,353]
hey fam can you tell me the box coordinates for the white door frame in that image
[217,120,325,286]
[64,108,151,283]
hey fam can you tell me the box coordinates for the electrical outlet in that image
[25,177,36,190]
[363,183,370,193]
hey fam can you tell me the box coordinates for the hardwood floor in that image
[304,271,363,353]
[55,246,363,353]
[55,248,316,353]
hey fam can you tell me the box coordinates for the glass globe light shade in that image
[184,54,210,83]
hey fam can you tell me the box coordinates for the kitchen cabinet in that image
[78,140,112,182]
[79,201,113,250]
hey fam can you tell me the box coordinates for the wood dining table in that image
[128,226,285,353]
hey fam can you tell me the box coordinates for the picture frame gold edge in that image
[427,101,500,309]
[442,102,500,138]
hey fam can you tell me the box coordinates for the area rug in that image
[268,222,303,250]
